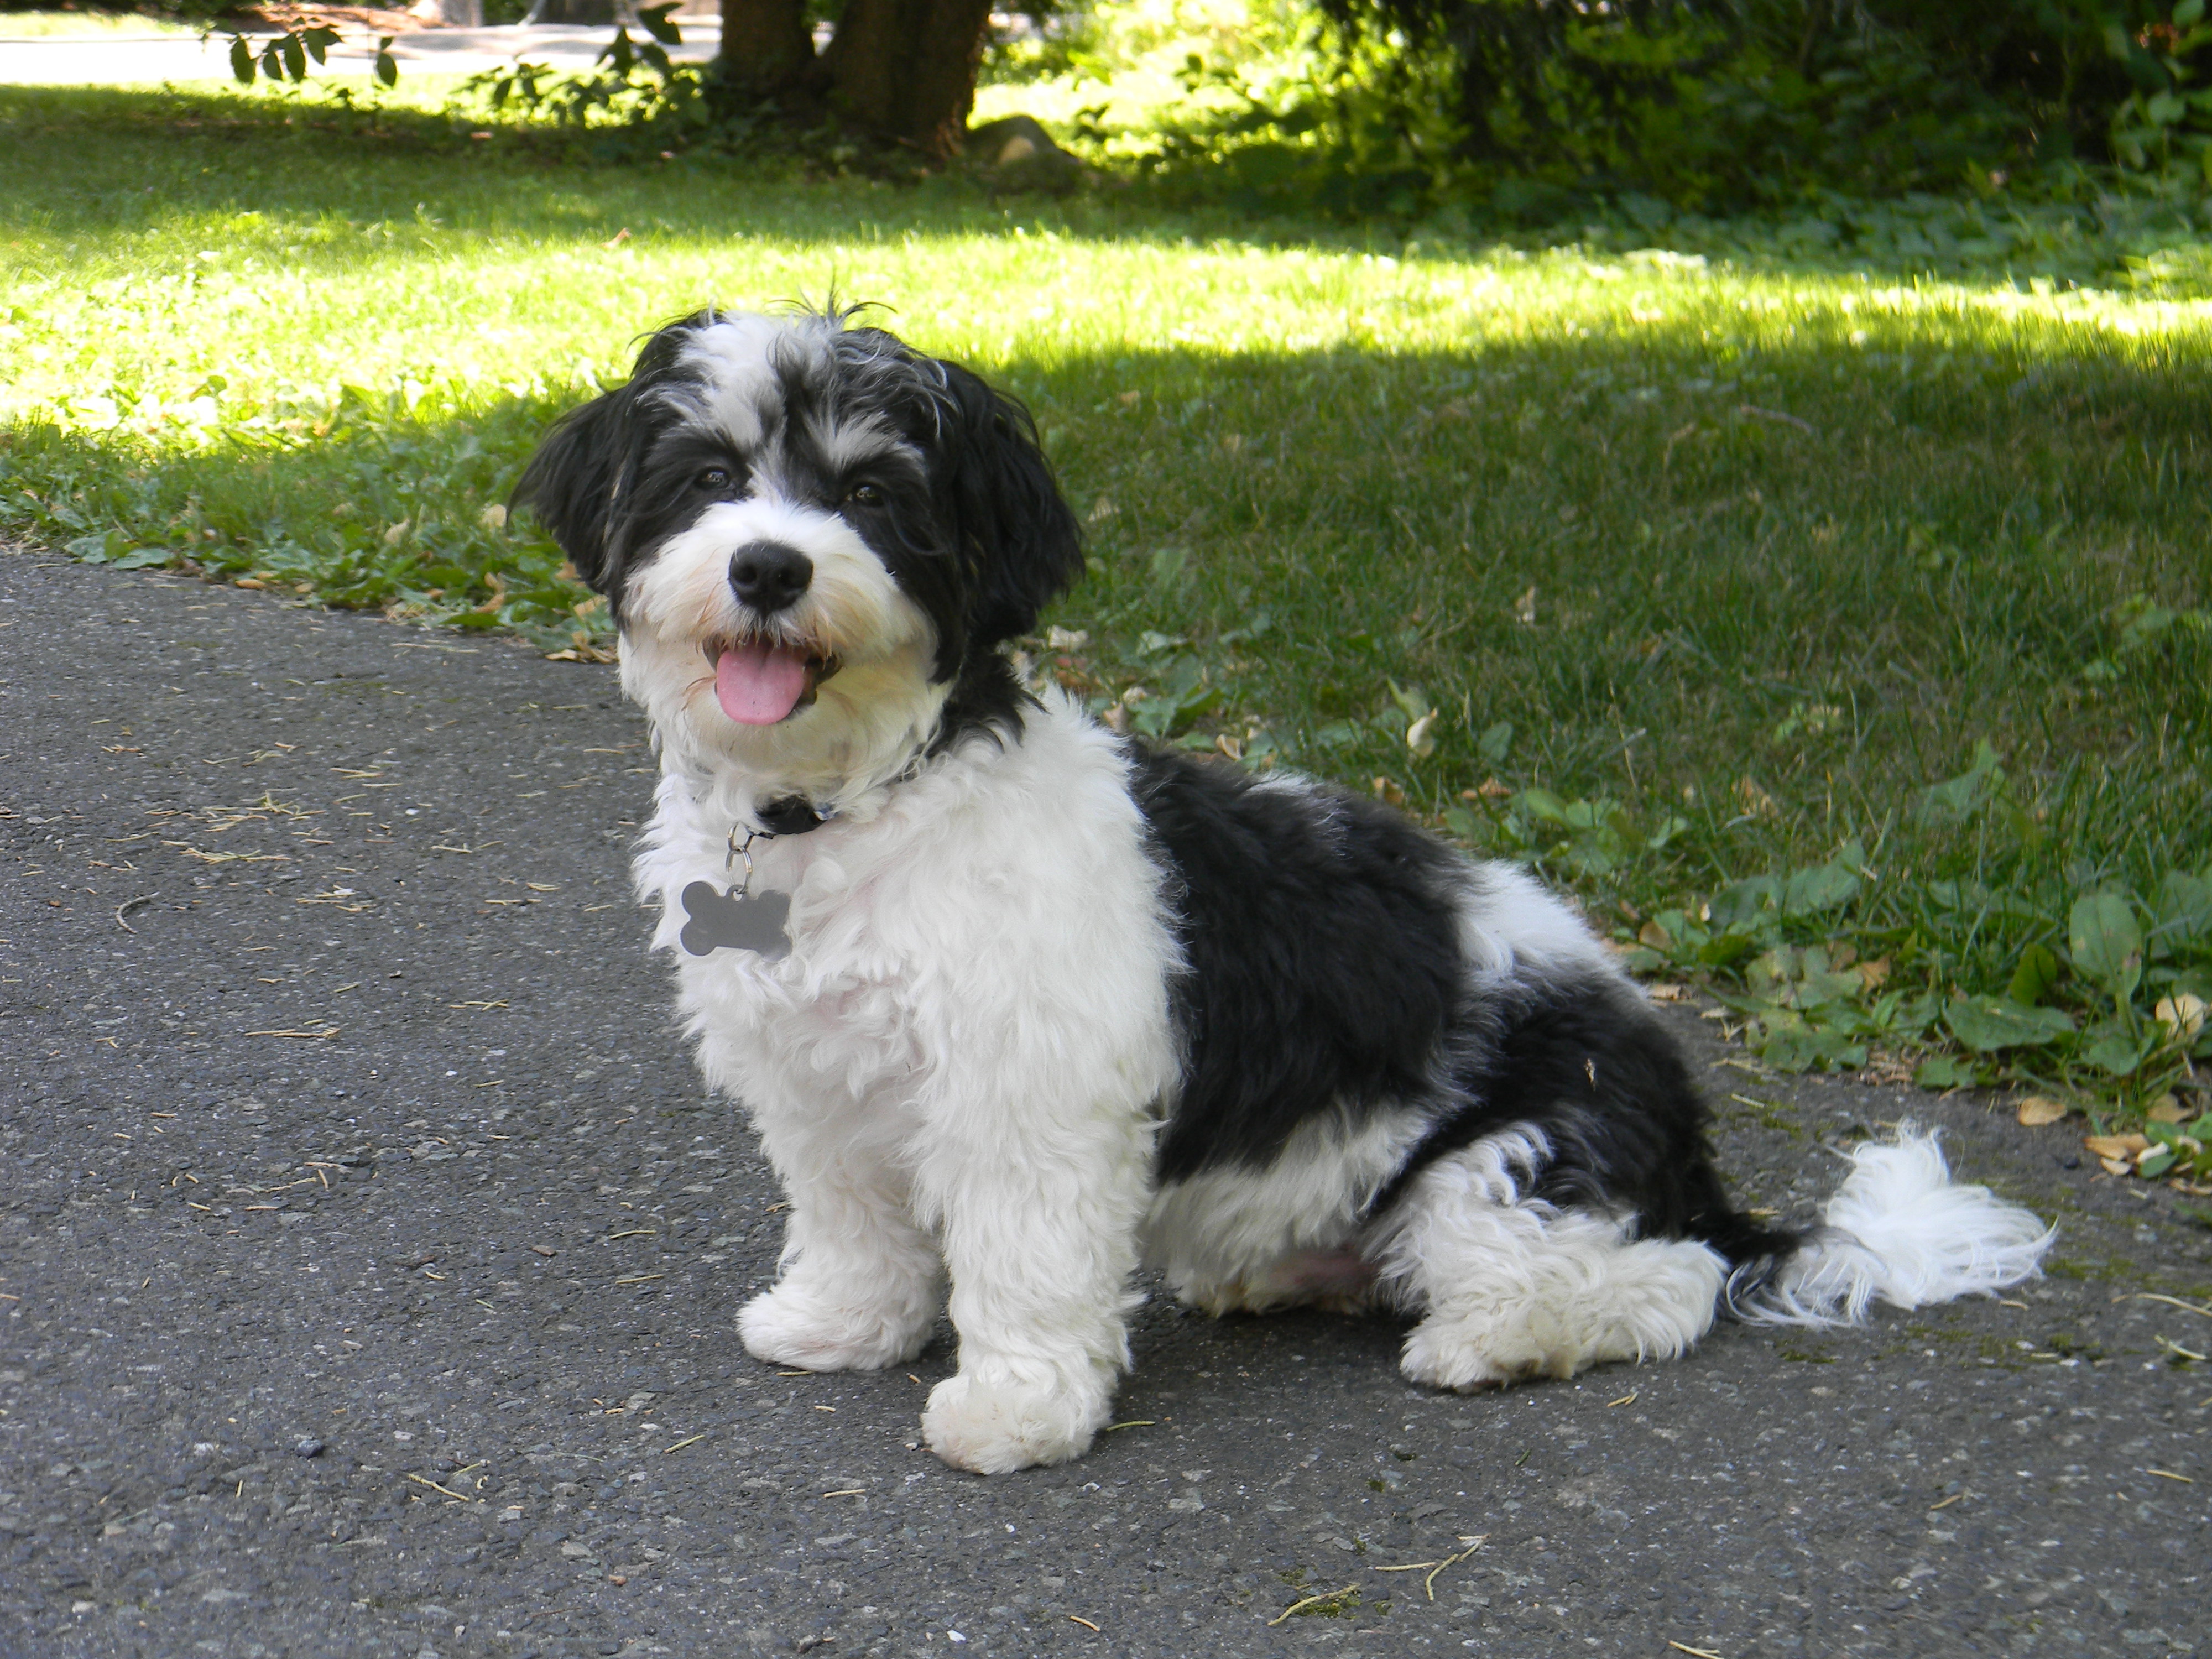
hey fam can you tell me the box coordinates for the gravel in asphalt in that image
[2,545,2209,1658]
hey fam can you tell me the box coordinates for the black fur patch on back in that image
[1126,744,1468,1183]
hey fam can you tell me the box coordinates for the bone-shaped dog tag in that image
[678,880,791,960]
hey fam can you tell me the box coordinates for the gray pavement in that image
[0,23,719,86]
[1,541,2209,1658]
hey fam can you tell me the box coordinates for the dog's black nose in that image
[728,542,813,614]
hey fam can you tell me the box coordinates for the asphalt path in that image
[2,543,2209,1659]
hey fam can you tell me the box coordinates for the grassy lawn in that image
[0,9,201,36]
[3,84,2208,1147]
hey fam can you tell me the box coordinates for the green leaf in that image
[1794,969,1864,1008]
[109,545,175,571]
[1694,932,1756,969]
[1916,1056,1975,1090]
[1477,721,1513,764]
[1709,876,1780,931]
[1512,787,1569,825]
[2069,891,2143,992]
[2152,871,2212,950]
[1759,1022,1865,1073]
[229,34,253,83]
[1943,997,2075,1053]
[2137,1147,2177,1178]
[2083,1031,2151,1077]
[375,38,398,88]
[638,2,685,45]
[2007,942,2062,1006]
[1916,740,2006,825]
[1385,679,1430,722]
[1782,861,1859,916]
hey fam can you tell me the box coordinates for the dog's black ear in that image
[935,362,1084,648]
[512,381,648,602]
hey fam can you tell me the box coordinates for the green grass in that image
[0,9,201,37]
[3,83,2209,1138]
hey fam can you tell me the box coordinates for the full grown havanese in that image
[515,307,2053,1475]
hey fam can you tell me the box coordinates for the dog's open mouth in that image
[703,637,842,726]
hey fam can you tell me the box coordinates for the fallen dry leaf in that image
[2084,1134,2151,1159]
[2016,1096,2068,1127]
[2155,992,2207,1042]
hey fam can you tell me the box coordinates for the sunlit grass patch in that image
[0,9,201,37]
[3,82,2208,1126]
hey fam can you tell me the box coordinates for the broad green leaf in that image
[1916,740,2005,824]
[2152,871,2212,948]
[1513,787,1569,825]
[2137,1147,2177,1178]
[2069,892,2143,990]
[1760,1023,1864,1072]
[1794,969,1864,1008]
[1695,932,1756,969]
[1943,997,2075,1053]
[1759,1027,1820,1072]
[2007,942,2061,1006]
[2083,1031,2150,1077]
[1477,721,1513,764]
[1916,1056,1975,1089]
[1708,876,1780,931]
[229,34,253,83]
[1783,861,1859,916]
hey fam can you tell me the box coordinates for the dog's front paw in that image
[921,1370,1109,1474]
[738,1283,930,1373]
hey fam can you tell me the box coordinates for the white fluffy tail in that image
[1736,1123,2054,1328]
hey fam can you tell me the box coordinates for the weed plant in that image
[2,84,2207,1161]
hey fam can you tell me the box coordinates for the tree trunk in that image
[822,0,995,158]
[719,0,816,100]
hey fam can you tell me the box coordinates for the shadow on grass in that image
[6,78,2208,1042]
[12,327,2208,916]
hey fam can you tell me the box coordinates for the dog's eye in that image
[844,482,884,507]
[695,467,732,491]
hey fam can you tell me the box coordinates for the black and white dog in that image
[517,309,2052,1474]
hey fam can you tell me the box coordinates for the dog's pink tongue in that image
[714,641,810,726]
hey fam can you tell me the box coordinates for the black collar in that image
[754,794,829,837]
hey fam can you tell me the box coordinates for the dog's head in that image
[515,310,1081,805]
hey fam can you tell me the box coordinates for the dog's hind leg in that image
[1372,1132,1728,1390]
[737,1095,944,1373]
